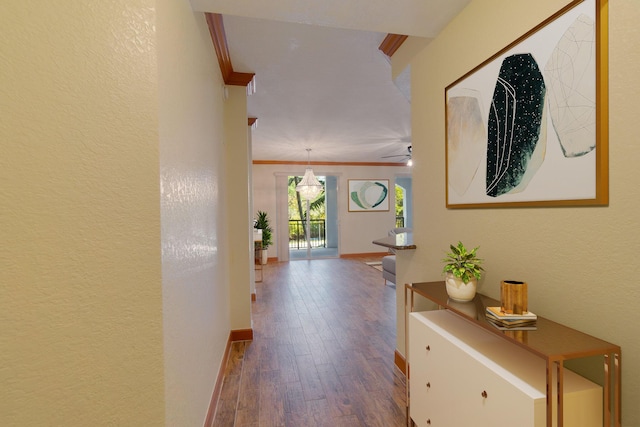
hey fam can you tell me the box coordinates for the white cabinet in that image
[409,310,602,427]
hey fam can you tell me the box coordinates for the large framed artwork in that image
[348,179,390,212]
[445,0,608,208]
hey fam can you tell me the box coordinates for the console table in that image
[405,281,621,427]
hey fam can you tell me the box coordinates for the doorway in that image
[288,175,339,260]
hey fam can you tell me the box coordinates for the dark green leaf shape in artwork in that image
[486,53,546,197]
[370,182,388,208]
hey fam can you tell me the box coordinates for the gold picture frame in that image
[445,0,608,208]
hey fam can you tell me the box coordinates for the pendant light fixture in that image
[295,148,323,200]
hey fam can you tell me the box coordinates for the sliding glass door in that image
[288,175,338,260]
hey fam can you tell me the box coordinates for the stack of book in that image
[485,307,537,330]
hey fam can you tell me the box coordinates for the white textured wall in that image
[402,0,640,424]
[0,1,164,425]
[252,163,409,257]
[157,2,230,426]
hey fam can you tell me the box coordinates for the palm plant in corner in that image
[255,211,273,265]
[442,241,484,302]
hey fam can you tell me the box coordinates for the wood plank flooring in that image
[212,257,407,427]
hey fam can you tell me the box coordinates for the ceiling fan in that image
[382,145,412,163]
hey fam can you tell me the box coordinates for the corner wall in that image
[225,86,253,331]
[401,0,640,424]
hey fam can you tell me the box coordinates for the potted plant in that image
[442,241,484,302]
[254,211,273,265]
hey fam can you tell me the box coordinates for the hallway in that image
[213,257,406,426]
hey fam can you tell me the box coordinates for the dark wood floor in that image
[212,256,407,426]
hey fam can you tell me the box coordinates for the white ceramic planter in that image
[445,273,477,302]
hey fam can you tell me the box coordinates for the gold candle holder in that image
[500,280,528,314]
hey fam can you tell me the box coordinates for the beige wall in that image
[252,163,410,258]
[0,1,165,425]
[400,0,640,424]
[158,2,232,425]
[1,1,250,425]
[225,86,253,330]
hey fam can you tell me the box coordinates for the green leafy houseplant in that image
[442,241,484,284]
[254,211,273,249]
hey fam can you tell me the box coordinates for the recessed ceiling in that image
[191,0,471,163]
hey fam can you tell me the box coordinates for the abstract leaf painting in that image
[348,180,390,212]
[445,0,607,208]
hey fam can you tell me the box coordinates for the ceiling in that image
[190,0,471,163]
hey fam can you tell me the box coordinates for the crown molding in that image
[205,13,255,87]
[378,34,408,57]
